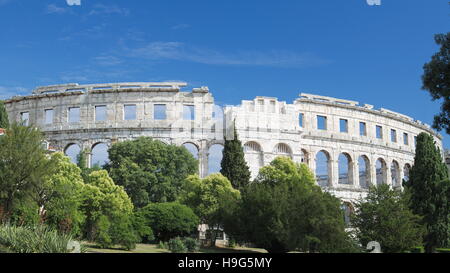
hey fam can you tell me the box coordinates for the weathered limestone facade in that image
[4,83,444,205]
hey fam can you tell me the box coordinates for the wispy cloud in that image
[88,4,130,16]
[93,55,123,66]
[171,24,190,31]
[46,4,67,14]
[128,42,330,68]
[66,0,81,6]
[0,86,29,100]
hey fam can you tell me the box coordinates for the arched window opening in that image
[316,150,330,188]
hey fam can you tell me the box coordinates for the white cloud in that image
[129,42,330,68]
[0,86,29,100]
[88,4,129,16]
[66,0,81,6]
[46,4,67,14]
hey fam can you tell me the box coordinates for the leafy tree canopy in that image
[224,157,357,253]
[352,184,425,253]
[0,100,9,129]
[105,137,198,207]
[405,132,449,252]
[220,124,251,190]
[137,202,199,242]
[422,32,450,133]
[0,123,52,221]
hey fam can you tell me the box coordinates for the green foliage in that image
[0,224,77,253]
[38,152,85,236]
[167,237,188,253]
[179,173,240,245]
[182,237,200,252]
[421,32,450,134]
[80,170,137,250]
[131,211,155,243]
[165,237,199,253]
[405,132,450,252]
[352,184,425,253]
[220,123,251,190]
[137,202,199,242]
[0,123,53,222]
[0,100,9,129]
[105,137,198,207]
[223,157,358,253]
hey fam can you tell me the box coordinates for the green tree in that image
[352,184,425,253]
[80,170,137,250]
[38,152,86,236]
[220,123,251,190]
[404,132,450,253]
[0,123,52,222]
[180,173,240,246]
[105,137,198,207]
[224,157,356,253]
[422,32,450,133]
[0,100,9,129]
[137,202,199,242]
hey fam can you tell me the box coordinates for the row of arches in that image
[64,140,412,190]
[316,150,411,188]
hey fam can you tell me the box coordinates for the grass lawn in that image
[83,242,267,254]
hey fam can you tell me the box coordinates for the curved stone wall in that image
[4,83,443,203]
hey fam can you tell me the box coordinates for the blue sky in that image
[0,0,449,147]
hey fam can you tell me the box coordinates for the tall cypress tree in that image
[405,132,449,253]
[0,100,9,129]
[220,121,251,191]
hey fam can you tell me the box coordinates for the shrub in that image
[183,237,200,252]
[168,237,187,253]
[0,224,78,253]
[137,202,199,242]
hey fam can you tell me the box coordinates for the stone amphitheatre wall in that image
[4,82,443,205]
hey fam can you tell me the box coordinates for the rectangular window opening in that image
[340,119,348,133]
[44,109,53,125]
[95,105,107,122]
[359,122,367,136]
[376,125,383,139]
[154,104,167,120]
[183,105,195,120]
[124,104,137,120]
[403,133,409,145]
[391,129,397,143]
[21,112,30,126]
[68,107,80,123]
[317,115,327,130]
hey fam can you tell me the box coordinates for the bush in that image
[137,202,199,242]
[183,237,200,252]
[0,224,78,253]
[168,237,187,253]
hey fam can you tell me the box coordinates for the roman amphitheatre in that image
[3,81,443,211]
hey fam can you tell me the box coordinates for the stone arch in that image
[391,160,401,187]
[341,202,354,227]
[64,143,81,164]
[338,153,353,185]
[315,150,331,188]
[376,158,387,186]
[300,149,310,164]
[91,142,110,168]
[183,142,199,159]
[208,144,224,175]
[244,141,264,179]
[403,163,412,182]
[273,143,293,158]
[358,155,371,189]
